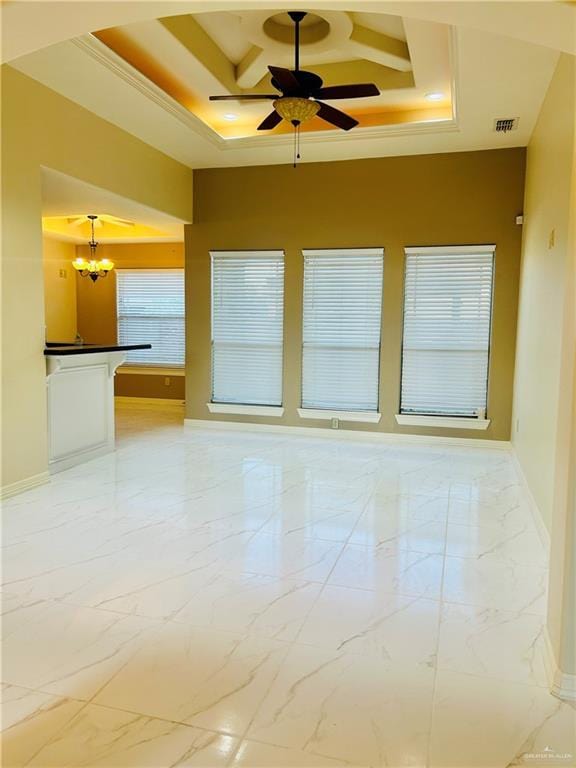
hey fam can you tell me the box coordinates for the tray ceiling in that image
[9,4,563,169]
[93,9,452,139]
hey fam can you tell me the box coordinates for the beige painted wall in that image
[43,237,77,342]
[187,148,526,440]
[513,53,576,531]
[513,54,576,678]
[76,242,185,400]
[1,65,192,491]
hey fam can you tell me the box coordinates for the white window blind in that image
[211,251,284,406]
[302,248,384,412]
[116,269,185,366]
[400,245,495,418]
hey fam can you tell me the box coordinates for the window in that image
[116,269,185,366]
[400,245,495,418]
[301,248,384,413]
[211,251,285,406]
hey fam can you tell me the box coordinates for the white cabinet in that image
[46,351,125,473]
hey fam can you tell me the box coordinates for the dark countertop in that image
[44,344,152,356]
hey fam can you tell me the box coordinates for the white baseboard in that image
[184,418,511,450]
[541,627,576,702]
[48,444,113,474]
[509,447,551,552]
[115,397,185,409]
[1,471,49,500]
[552,670,576,702]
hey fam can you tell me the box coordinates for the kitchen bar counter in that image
[44,343,151,355]
[45,344,151,472]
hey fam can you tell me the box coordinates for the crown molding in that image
[72,31,460,155]
[72,35,224,149]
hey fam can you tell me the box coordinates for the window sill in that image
[207,403,284,417]
[118,366,185,377]
[395,414,491,430]
[298,408,381,424]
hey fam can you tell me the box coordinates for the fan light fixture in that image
[273,96,320,124]
[72,215,114,282]
[274,96,320,165]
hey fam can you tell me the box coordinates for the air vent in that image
[494,118,519,133]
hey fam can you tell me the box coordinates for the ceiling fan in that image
[67,214,134,228]
[209,11,379,140]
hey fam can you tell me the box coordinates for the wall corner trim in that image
[1,471,50,500]
[542,627,576,702]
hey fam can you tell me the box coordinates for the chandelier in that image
[72,215,114,282]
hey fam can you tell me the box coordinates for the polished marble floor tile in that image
[348,514,447,552]
[259,507,362,542]
[296,586,439,665]
[2,596,159,700]
[246,643,434,766]
[445,521,546,567]
[428,671,576,767]
[329,543,444,597]
[231,739,351,767]
[1,684,85,767]
[436,603,548,686]
[94,622,290,735]
[225,531,344,582]
[362,492,449,523]
[27,704,239,767]
[447,493,535,532]
[2,405,570,768]
[443,553,548,615]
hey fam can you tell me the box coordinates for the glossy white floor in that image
[2,405,575,767]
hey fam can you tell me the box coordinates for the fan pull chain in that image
[293,122,301,168]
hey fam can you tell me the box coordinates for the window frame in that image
[115,267,185,369]
[300,247,385,418]
[209,249,286,411]
[398,244,496,424]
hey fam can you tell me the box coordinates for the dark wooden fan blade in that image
[257,110,283,130]
[268,66,300,93]
[316,102,358,131]
[209,94,276,101]
[314,83,379,100]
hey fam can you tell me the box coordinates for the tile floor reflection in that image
[1,405,574,767]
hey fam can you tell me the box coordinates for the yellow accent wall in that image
[1,65,192,492]
[513,53,576,678]
[43,237,77,343]
[186,148,526,441]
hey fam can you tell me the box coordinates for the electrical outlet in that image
[331,418,339,429]
[164,377,171,386]
[549,229,556,249]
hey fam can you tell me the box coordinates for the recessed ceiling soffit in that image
[94,9,454,139]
